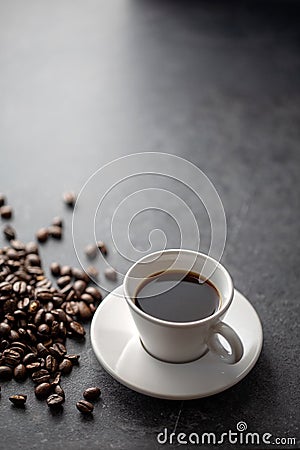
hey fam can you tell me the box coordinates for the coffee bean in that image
[3,348,21,366]
[0,282,13,294]
[104,267,117,281]
[26,253,41,266]
[97,241,108,255]
[84,244,97,260]
[14,364,27,381]
[36,289,53,302]
[52,217,63,228]
[86,266,98,279]
[48,226,62,239]
[3,224,16,241]
[9,394,27,407]
[72,268,89,282]
[36,343,49,358]
[36,228,48,243]
[45,315,55,328]
[49,343,66,361]
[32,369,51,384]
[50,262,61,277]
[51,372,61,386]
[17,297,30,310]
[80,293,94,304]
[35,382,52,399]
[63,191,76,207]
[76,399,94,414]
[59,358,72,375]
[47,393,64,408]
[26,362,42,373]
[0,193,5,207]
[73,280,87,296]
[0,205,13,219]
[25,241,39,254]
[61,266,73,278]
[13,281,27,295]
[57,276,71,288]
[69,321,85,338]
[23,353,37,365]
[54,384,65,398]
[27,301,39,316]
[0,322,11,336]
[38,324,50,336]
[45,354,58,373]
[0,365,13,380]
[65,354,80,365]
[83,387,101,401]
[79,301,93,321]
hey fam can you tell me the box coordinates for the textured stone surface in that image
[0,0,299,449]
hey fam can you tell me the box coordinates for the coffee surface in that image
[135,271,220,323]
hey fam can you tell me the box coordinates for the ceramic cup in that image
[123,249,243,364]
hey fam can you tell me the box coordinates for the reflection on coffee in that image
[134,270,220,323]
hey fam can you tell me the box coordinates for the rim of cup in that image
[123,249,234,328]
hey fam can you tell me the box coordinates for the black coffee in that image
[135,270,220,323]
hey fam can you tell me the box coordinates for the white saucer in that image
[91,286,263,400]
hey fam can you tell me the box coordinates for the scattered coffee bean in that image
[97,241,108,255]
[46,393,64,408]
[76,399,94,414]
[3,224,16,241]
[35,382,52,399]
[86,266,98,279]
[65,354,80,365]
[9,394,27,407]
[83,387,101,401]
[104,267,117,281]
[36,228,48,243]
[69,321,85,338]
[85,244,97,260]
[63,191,76,207]
[50,262,61,277]
[72,268,89,282]
[0,205,13,219]
[52,217,63,228]
[48,226,62,239]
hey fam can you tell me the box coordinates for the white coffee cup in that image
[123,249,243,364]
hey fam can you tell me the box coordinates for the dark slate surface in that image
[0,1,299,449]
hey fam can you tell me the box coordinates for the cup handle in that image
[207,322,243,364]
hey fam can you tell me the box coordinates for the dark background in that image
[0,1,299,449]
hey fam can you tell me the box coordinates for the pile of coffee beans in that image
[0,195,107,413]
